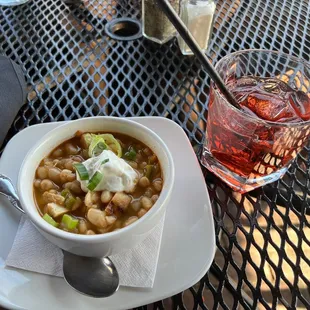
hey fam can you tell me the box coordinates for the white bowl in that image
[18,117,175,257]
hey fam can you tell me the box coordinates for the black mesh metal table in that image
[1,0,310,309]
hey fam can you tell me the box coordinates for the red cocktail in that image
[201,50,310,193]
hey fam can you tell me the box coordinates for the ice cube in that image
[241,91,300,122]
[236,76,259,88]
[260,78,293,99]
[289,90,310,121]
[230,77,260,104]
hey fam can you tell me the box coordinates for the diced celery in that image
[65,196,76,209]
[144,165,154,180]
[43,213,59,227]
[61,188,77,210]
[61,188,70,198]
[61,214,79,230]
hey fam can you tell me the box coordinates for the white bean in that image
[52,148,63,157]
[43,158,53,167]
[48,167,61,183]
[138,208,147,218]
[130,200,141,212]
[153,179,163,192]
[110,192,131,210]
[151,195,159,204]
[78,221,88,234]
[97,227,111,234]
[114,220,122,229]
[139,176,150,188]
[64,159,75,171]
[106,216,117,225]
[34,179,41,188]
[71,156,83,162]
[124,216,138,227]
[65,143,79,155]
[144,187,153,198]
[43,191,65,205]
[37,166,48,179]
[60,169,76,183]
[141,196,153,210]
[143,148,152,156]
[139,161,147,169]
[127,161,138,169]
[87,208,108,228]
[68,180,83,195]
[52,159,61,167]
[40,179,56,191]
[86,230,95,235]
[101,190,112,204]
[85,191,100,209]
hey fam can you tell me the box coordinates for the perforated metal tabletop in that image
[1,0,310,309]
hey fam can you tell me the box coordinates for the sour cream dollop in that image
[77,150,138,193]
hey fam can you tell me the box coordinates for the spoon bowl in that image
[63,251,119,298]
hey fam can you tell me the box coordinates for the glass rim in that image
[213,49,310,128]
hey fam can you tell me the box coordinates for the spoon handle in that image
[0,174,24,214]
[156,0,241,109]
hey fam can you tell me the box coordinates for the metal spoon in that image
[0,174,120,297]
[0,174,24,214]
[63,251,119,298]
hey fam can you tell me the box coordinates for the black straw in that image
[156,0,241,109]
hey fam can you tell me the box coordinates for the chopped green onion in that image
[145,165,154,180]
[101,158,110,165]
[99,134,122,157]
[43,213,59,227]
[93,141,107,157]
[124,147,137,161]
[87,171,103,191]
[65,196,76,209]
[86,133,122,157]
[74,163,89,180]
[72,197,82,211]
[88,136,108,157]
[61,214,79,230]
[61,188,70,198]
[61,188,77,210]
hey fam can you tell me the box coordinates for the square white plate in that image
[0,117,215,310]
